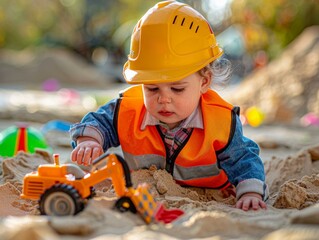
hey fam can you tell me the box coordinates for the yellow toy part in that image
[123,0,223,84]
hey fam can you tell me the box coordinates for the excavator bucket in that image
[130,183,158,224]
[131,183,184,224]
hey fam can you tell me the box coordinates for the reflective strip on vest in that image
[122,151,166,170]
[123,150,221,181]
[173,163,220,181]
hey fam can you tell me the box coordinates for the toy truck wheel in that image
[39,183,84,216]
[115,197,137,213]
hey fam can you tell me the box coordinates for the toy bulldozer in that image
[21,153,184,224]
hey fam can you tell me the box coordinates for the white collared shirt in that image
[140,105,204,131]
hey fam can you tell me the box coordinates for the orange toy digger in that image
[21,153,184,224]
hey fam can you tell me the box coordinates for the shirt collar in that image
[141,105,203,130]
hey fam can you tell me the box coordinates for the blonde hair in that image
[198,57,232,90]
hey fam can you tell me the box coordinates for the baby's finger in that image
[235,199,243,209]
[83,148,92,166]
[260,200,267,209]
[76,148,85,165]
[91,147,102,161]
[251,198,260,210]
[241,199,251,211]
[71,149,78,162]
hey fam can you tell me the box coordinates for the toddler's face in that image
[142,72,210,129]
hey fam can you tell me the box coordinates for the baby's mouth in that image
[158,111,173,117]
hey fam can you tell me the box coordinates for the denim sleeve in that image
[217,115,269,200]
[69,98,120,151]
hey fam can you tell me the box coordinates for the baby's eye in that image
[146,87,159,92]
[172,88,184,93]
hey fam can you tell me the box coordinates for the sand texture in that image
[0,145,319,239]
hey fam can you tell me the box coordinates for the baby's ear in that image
[200,73,212,93]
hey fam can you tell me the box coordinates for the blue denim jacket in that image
[70,98,269,200]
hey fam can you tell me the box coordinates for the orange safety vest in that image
[116,85,238,189]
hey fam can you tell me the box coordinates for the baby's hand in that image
[71,137,103,166]
[235,192,267,211]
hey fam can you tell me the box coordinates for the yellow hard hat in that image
[123,0,223,84]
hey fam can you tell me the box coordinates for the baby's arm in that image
[71,136,103,166]
[70,99,121,165]
[217,114,269,210]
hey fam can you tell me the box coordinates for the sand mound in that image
[0,150,52,188]
[265,147,318,195]
[226,26,319,124]
[0,48,112,89]
[0,145,319,239]
[273,174,319,209]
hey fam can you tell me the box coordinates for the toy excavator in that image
[21,153,184,224]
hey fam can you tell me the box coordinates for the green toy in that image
[0,124,52,157]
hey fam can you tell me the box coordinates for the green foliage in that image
[0,0,85,49]
[0,0,158,60]
[231,0,319,59]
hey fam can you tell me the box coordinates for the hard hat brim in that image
[123,50,223,84]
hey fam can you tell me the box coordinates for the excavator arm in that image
[84,153,132,197]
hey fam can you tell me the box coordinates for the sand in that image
[0,143,319,240]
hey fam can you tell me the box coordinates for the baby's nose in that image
[158,94,172,103]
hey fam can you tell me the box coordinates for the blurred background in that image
[0,0,318,125]
[0,0,318,160]
[0,0,317,80]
